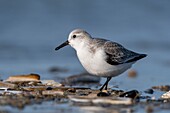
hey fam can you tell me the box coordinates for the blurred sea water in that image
[0,0,170,112]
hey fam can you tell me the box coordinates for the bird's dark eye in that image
[73,35,76,38]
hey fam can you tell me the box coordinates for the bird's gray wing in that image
[104,41,145,65]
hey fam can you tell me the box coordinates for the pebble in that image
[42,90,64,96]
[97,90,110,97]
[161,91,170,99]
[119,90,139,99]
[128,69,137,78]
[41,80,63,87]
[6,73,40,82]
[144,89,154,94]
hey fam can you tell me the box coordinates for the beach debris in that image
[144,89,154,94]
[42,90,64,96]
[97,90,110,97]
[128,69,137,78]
[111,89,124,96]
[6,73,40,82]
[161,91,170,99]
[41,80,63,87]
[152,85,170,91]
[119,90,139,99]
[68,95,133,105]
[0,81,17,89]
[62,73,101,85]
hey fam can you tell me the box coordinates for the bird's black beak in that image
[55,40,69,51]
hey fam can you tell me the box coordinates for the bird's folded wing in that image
[104,41,143,65]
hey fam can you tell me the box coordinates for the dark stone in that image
[144,89,154,94]
[119,90,139,99]
[46,87,53,90]
[97,92,110,97]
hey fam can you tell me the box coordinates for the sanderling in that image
[55,29,147,91]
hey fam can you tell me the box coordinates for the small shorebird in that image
[55,29,147,91]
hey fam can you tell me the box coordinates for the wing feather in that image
[104,41,145,65]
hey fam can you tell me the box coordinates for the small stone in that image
[42,90,64,96]
[119,90,139,99]
[111,89,124,96]
[128,69,137,78]
[6,73,40,82]
[161,91,170,99]
[97,92,110,97]
[144,89,154,94]
[41,80,63,87]
[46,87,53,90]
[97,90,110,97]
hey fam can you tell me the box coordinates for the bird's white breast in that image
[76,46,132,77]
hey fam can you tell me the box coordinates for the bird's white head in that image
[68,29,92,49]
[55,29,92,51]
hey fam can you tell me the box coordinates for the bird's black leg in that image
[104,77,112,90]
[99,77,112,91]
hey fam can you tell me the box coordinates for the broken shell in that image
[161,91,170,99]
[6,73,40,82]
[41,80,63,87]
[42,90,64,96]
[0,81,17,89]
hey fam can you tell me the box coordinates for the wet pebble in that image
[161,91,170,99]
[46,87,53,90]
[97,90,110,97]
[119,90,139,99]
[128,69,137,78]
[41,80,63,87]
[144,89,154,94]
[111,89,124,96]
[42,90,64,96]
